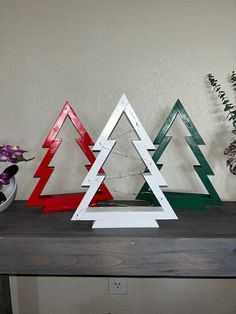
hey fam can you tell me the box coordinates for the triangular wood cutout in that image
[137,99,222,210]
[71,94,178,228]
[27,101,113,212]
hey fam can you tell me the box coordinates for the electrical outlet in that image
[108,277,128,295]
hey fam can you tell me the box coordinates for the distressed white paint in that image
[93,94,155,151]
[93,219,159,228]
[72,95,177,227]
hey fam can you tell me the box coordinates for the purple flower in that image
[0,145,32,164]
[0,155,8,161]
[0,173,10,185]
[0,144,34,190]
[14,150,25,157]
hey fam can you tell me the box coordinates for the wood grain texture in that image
[0,201,235,277]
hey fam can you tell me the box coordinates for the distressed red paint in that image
[27,101,112,212]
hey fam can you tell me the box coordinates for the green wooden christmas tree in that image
[136,99,222,210]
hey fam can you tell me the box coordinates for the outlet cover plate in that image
[108,278,128,295]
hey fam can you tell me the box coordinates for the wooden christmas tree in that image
[136,99,222,210]
[71,94,178,228]
[27,101,112,212]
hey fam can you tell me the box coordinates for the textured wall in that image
[0,0,235,200]
[0,0,236,313]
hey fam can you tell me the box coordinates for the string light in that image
[99,126,154,165]
[109,188,138,196]
[105,171,143,180]
[97,127,150,198]
[110,128,134,140]
[94,126,159,203]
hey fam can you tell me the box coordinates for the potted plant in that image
[0,145,34,211]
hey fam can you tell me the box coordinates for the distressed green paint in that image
[137,100,222,210]
[155,99,205,145]
[185,137,214,175]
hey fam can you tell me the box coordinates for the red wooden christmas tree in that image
[27,101,113,212]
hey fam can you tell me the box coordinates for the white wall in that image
[9,277,236,314]
[0,0,235,200]
[0,0,236,313]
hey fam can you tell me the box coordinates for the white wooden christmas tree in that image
[71,94,178,228]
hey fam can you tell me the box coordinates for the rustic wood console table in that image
[0,201,236,314]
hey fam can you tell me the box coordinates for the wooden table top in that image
[0,201,235,277]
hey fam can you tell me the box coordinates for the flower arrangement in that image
[207,72,236,175]
[0,145,34,204]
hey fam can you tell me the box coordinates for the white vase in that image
[0,177,17,212]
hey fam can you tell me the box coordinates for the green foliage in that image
[207,72,236,134]
[208,72,236,175]
[231,71,236,91]
[0,191,7,205]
